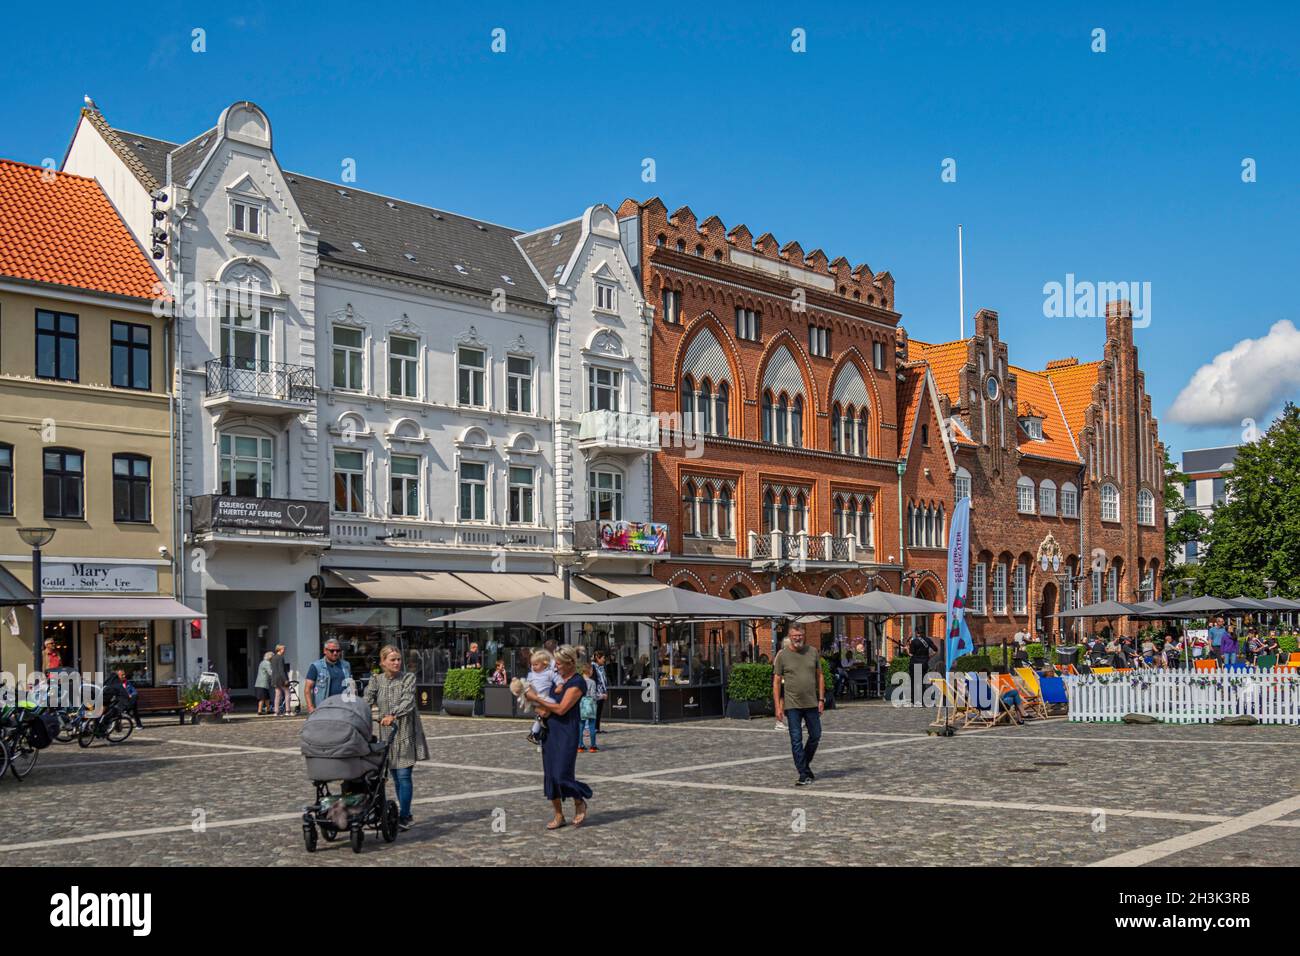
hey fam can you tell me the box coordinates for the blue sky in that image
[3,0,1297,462]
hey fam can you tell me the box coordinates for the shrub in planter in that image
[443,667,486,701]
[1026,642,1046,661]
[181,684,232,722]
[950,653,993,673]
[1278,634,1299,656]
[728,663,774,702]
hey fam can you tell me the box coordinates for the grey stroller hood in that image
[300,695,381,759]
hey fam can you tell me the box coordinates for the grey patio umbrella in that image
[1146,594,1238,616]
[1125,599,1165,614]
[1057,600,1142,618]
[552,586,755,622]
[1260,597,1300,610]
[840,590,947,615]
[433,595,592,629]
[1226,596,1272,612]
[730,589,867,618]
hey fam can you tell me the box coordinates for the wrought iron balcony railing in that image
[205,357,315,404]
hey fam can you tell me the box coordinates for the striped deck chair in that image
[993,673,1041,720]
[1194,659,1218,671]
[1090,666,1114,675]
[1056,663,1079,676]
[929,675,969,725]
[964,673,1015,727]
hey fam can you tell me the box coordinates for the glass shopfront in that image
[100,620,153,686]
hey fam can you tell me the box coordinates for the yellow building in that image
[0,159,194,684]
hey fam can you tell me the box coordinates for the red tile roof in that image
[0,159,160,301]
[1044,359,1103,444]
[1009,366,1080,462]
[910,338,970,402]
[898,364,926,451]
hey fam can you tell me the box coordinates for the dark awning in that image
[0,564,37,606]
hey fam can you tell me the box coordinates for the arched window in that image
[1101,483,1119,522]
[1061,482,1079,518]
[955,466,972,502]
[681,376,695,433]
[859,499,872,548]
[907,503,916,545]
[715,382,729,437]
[833,494,845,536]
[831,405,842,453]
[776,395,788,445]
[1016,475,1036,514]
[698,379,713,435]
[791,396,803,448]
[682,480,697,536]
[842,405,855,454]
[1039,479,1057,516]
[936,504,945,547]
[718,484,732,538]
[779,491,791,534]
[855,408,868,457]
[794,492,807,534]
[762,392,773,443]
[763,488,776,533]
[1138,488,1154,525]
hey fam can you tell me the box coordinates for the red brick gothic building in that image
[615,198,1165,657]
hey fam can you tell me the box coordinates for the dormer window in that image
[595,281,617,313]
[1019,416,1044,440]
[230,199,264,238]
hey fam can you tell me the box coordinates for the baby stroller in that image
[299,696,399,854]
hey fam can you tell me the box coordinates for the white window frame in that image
[389,454,421,518]
[735,307,759,341]
[1138,488,1154,525]
[662,288,681,324]
[458,460,488,522]
[1061,483,1079,518]
[1101,483,1119,522]
[588,365,622,412]
[219,432,274,498]
[1016,477,1036,514]
[1013,563,1027,614]
[388,334,420,399]
[230,198,265,239]
[457,346,487,408]
[992,562,1007,614]
[595,280,617,314]
[508,464,536,525]
[588,468,623,521]
[955,467,972,502]
[333,326,366,392]
[332,448,366,515]
[1039,480,1057,516]
[970,563,987,615]
[507,355,534,414]
[872,340,885,370]
[1106,566,1118,602]
[220,301,273,369]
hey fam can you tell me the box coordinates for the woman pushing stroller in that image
[364,645,428,831]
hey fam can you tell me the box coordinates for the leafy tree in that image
[1196,403,1300,597]
[1163,449,1208,572]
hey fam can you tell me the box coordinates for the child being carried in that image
[510,649,558,745]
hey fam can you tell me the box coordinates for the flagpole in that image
[958,224,965,339]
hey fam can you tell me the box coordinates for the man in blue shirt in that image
[304,639,352,714]
[1208,618,1228,661]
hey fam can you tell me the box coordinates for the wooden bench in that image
[134,686,186,724]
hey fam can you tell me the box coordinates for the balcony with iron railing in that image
[204,357,315,416]
[747,530,866,567]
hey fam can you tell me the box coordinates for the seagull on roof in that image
[84,94,97,110]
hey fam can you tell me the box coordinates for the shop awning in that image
[576,574,667,598]
[41,596,205,620]
[453,572,592,604]
[0,564,37,606]
[326,569,487,603]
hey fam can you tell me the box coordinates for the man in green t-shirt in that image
[772,623,824,786]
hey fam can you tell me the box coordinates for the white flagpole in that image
[958,224,965,339]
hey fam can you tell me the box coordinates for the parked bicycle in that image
[77,702,134,748]
[0,702,58,780]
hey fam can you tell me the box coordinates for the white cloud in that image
[1166,320,1300,427]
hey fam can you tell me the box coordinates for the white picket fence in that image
[1063,667,1300,725]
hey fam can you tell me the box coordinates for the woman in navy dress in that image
[526,645,592,829]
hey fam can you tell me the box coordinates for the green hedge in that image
[951,653,993,673]
[1279,634,1299,656]
[888,654,913,677]
[443,667,485,701]
[728,663,774,702]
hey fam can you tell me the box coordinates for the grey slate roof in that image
[515,219,581,288]
[105,123,550,307]
[1182,446,1239,476]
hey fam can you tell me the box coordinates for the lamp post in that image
[17,527,56,675]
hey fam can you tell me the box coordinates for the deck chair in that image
[1056,663,1078,676]
[1194,659,1218,671]
[1013,668,1050,718]
[1037,676,1070,715]
[1090,666,1114,675]
[964,673,1015,727]
[994,672,1043,720]
[929,675,969,727]
[1287,653,1300,667]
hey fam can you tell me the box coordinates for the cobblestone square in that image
[1,703,1295,867]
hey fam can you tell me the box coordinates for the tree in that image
[1196,403,1300,597]
[1163,449,1208,572]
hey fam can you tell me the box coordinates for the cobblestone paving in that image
[0,703,1294,866]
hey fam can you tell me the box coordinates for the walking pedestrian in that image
[591,650,609,733]
[270,644,291,717]
[1220,626,1239,666]
[254,652,274,715]
[772,623,824,786]
[908,631,937,704]
[304,639,353,714]
[526,645,591,829]
[578,661,599,752]
[364,645,428,830]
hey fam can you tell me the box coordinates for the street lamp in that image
[1263,578,1276,598]
[17,527,56,675]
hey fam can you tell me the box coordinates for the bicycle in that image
[0,705,44,780]
[77,702,134,748]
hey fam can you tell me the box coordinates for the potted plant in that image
[442,667,485,717]
[726,663,774,719]
[183,684,233,724]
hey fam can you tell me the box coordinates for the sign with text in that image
[41,563,158,593]
[192,495,329,535]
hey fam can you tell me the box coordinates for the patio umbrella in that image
[730,589,867,618]
[1226,596,1272,612]
[840,591,947,615]
[1057,600,1142,618]
[1125,599,1165,614]
[433,594,592,630]
[1145,595,1239,616]
[551,586,755,621]
[1260,597,1300,610]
